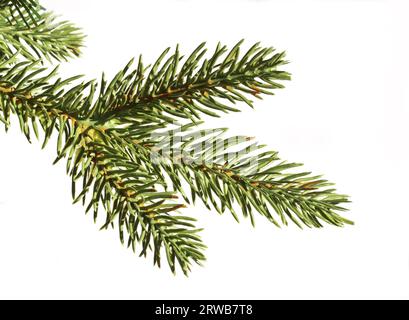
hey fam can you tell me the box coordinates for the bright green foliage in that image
[0,0,40,25]
[0,0,83,61]
[0,0,352,275]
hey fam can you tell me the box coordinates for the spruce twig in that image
[0,0,352,275]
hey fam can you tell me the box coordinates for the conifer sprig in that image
[142,125,351,228]
[0,0,352,275]
[0,0,41,26]
[0,58,206,274]
[99,41,290,123]
[0,0,84,62]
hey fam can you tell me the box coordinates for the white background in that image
[0,0,408,299]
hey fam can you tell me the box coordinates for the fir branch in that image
[73,139,206,275]
[0,0,41,27]
[0,3,84,62]
[0,33,352,274]
[117,125,351,228]
[0,60,205,274]
[99,41,291,123]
